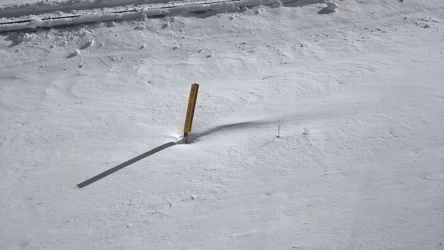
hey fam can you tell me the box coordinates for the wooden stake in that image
[183,83,199,143]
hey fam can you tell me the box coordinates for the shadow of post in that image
[76,112,309,188]
[76,141,178,188]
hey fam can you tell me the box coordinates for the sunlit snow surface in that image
[0,0,443,249]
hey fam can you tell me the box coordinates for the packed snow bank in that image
[0,0,193,18]
[0,0,323,32]
[317,0,337,14]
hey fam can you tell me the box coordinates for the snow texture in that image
[0,0,444,249]
[0,0,324,33]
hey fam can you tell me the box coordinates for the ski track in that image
[0,0,323,32]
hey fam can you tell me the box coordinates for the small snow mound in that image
[106,21,117,27]
[28,19,44,29]
[80,38,95,50]
[67,49,81,58]
[326,1,338,11]
[318,1,338,14]
[5,32,34,47]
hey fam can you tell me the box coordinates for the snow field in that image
[0,0,323,33]
[0,0,443,249]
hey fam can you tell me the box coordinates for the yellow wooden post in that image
[183,83,199,143]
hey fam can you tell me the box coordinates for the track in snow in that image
[0,0,322,33]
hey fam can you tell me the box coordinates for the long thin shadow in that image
[77,141,178,188]
[77,111,319,188]
[76,120,269,188]
[189,110,317,142]
[317,7,335,14]
[190,120,274,142]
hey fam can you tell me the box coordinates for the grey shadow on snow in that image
[6,40,22,47]
[76,117,290,189]
[76,141,178,188]
[189,120,273,143]
[317,7,335,14]
[77,120,270,188]
[4,33,25,47]
[190,110,315,142]
[67,51,79,58]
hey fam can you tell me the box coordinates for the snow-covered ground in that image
[1,0,443,249]
[0,0,323,32]
[0,0,210,19]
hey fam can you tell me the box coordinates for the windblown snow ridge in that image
[0,0,209,18]
[0,0,323,33]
